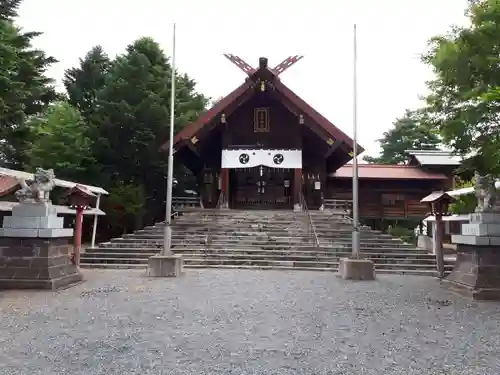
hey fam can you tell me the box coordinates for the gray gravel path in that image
[1,269,500,375]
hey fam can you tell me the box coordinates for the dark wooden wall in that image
[326,178,451,220]
[222,94,301,149]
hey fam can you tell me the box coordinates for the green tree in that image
[25,102,96,181]
[63,45,112,124]
[0,0,58,168]
[363,109,441,164]
[92,37,208,224]
[423,0,500,175]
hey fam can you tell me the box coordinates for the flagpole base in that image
[338,257,376,281]
[147,255,183,277]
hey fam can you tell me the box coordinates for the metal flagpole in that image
[163,23,176,255]
[352,24,360,258]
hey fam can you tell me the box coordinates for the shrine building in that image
[162,55,459,222]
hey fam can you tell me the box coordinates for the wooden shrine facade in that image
[162,55,456,221]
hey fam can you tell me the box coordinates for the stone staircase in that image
[80,209,455,276]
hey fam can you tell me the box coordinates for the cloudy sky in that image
[17,0,469,157]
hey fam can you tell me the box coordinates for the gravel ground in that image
[1,269,500,375]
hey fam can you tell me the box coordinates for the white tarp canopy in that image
[447,181,500,197]
[0,167,109,195]
[423,214,469,222]
[221,149,302,169]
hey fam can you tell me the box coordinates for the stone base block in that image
[338,257,376,281]
[469,212,500,224]
[0,227,74,238]
[451,234,500,246]
[0,237,83,290]
[0,273,83,290]
[443,243,500,301]
[11,203,57,217]
[462,223,500,237]
[147,255,183,277]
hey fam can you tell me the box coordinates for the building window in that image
[254,107,270,132]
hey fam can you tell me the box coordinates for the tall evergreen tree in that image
[0,0,57,168]
[63,45,111,124]
[93,37,208,224]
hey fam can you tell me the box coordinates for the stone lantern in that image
[66,184,96,267]
[420,191,455,279]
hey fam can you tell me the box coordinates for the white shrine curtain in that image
[221,149,302,169]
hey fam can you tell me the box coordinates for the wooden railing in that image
[324,199,352,213]
[172,196,203,210]
[300,193,320,247]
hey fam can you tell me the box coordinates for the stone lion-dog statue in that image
[15,168,56,203]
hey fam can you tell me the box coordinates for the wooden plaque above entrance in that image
[254,107,270,132]
[221,149,302,169]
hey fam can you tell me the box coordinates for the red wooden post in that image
[73,206,84,267]
[67,184,96,267]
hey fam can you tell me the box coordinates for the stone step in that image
[90,245,428,255]
[79,262,453,277]
[80,252,453,266]
[122,233,410,244]
[79,259,453,274]
[84,247,431,257]
[138,230,393,239]
[80,256,451,269]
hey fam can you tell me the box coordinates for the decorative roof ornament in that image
[222,54,304,77]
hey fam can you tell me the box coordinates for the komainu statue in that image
[15,168,56,203]
[474,171,498,212]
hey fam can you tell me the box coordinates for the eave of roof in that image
[406,149,462,166]
[330,164,449,180]
[165,81,252,151]
[0,168,109,195]
[0,175,20,197]
[273,78,363,154]
[0,201,106,215]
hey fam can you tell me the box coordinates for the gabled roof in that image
[331,164,449,180]
[406,149,461,167]
[162,59,363,154]
[166,81,252,150]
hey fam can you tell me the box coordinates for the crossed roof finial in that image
[223,54,304,76]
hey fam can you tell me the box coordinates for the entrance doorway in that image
[230,166,293,209]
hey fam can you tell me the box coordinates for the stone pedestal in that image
[338,257,376,281]
[443,212,500,300]
[147,254,183,277]
[0,203,82,290]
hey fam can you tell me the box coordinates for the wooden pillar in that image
[433,213,445,279]
[293,168,302,211]
[220,168,229,208]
